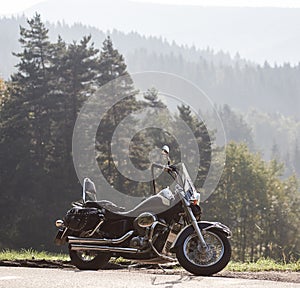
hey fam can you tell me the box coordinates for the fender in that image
[169,221,231,253]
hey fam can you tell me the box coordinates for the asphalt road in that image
[0,267,299,288]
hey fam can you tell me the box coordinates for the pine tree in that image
[219,104,254,149]
[96,36,139,124]
[143,87,166,109]
[293,139,300,175]
[0,15,100,249]
[0,78,8,106]
[0,13,54,248]
[11,13,52,168]
[271,140,281,161]
[177,104,212,188]
[44,35,101,220]
[49,35,99,175]
[141,87,174,158]
[95,37,141,196]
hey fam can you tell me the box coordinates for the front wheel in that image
[176,228,231,276]
[69,248,111,270]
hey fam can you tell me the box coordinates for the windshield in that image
[176,163,200,202]
[152,162,200,203]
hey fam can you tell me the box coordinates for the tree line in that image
[0,13,211,250]
[0,14,299,262]
[1,16,300,173]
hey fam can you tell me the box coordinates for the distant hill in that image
[21,0,300,65]
[1,15,299,118]
[0,15,244,80]
[1,14,300,174]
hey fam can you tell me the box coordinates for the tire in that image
[176,228,231,276]
[69,248,111,270]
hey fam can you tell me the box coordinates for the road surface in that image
[0,267,299,288]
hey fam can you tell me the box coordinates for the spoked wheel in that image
[69,248,111,270]
[176,228,231,276]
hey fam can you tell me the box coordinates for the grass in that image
[226,258,300,272]
[0,250,299,272]
[0,249,69,261]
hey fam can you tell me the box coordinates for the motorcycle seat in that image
[117,194,173,217]
[84,194,174,218]
[84,200,126,212]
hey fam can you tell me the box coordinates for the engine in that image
[129,236,148,249]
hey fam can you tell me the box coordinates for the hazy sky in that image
[1,0,43,14]
[2,0,300,65]
[134,0,300,7]
[2,0,300,15]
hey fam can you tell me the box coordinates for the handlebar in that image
[150,163,166,170]
[151,163,178,172]
[150,163,180,195]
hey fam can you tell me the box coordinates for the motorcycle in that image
[55,145,231,276]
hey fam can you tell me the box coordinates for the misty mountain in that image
[1,15,299,116]
[1,13,300,170]
[0,14,244,79]
[22,0,300,65]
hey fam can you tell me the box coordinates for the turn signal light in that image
[55,219,64,227]
[190,199,199,205]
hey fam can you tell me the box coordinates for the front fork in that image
[186,206,207,248]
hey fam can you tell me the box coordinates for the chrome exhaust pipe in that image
[70,244,138,254]
[68,230,134,245]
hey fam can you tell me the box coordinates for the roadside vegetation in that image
[226,258,300,272]
[0,14,299,263]
[0,249,69,261]
[1,249,299,272]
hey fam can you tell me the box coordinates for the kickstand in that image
[128,263,145,271]
[157,264,167,273]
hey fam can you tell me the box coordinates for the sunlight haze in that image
[1,0,300,65]
[0,0,44,15]
[2,0,300,15]
[133,0,300,8]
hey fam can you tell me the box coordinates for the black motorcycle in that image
[55,146,231,276]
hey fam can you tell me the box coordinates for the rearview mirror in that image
[162,145,170,155]
[82,177,97,202]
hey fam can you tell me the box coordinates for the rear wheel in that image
[176,228,231,276]
[69,248,111,270]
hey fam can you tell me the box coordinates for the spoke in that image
[77,251,97,261]
[183,231,224,267]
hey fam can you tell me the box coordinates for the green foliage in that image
[245,109,300,175]
[218,104,254,148]
[0,249,69,261]
[0,14,98,250]
[0,15,299,266]
[1,17,300,177]
[95,36,144,197]
[177,104,212,188]
[227,258,300,272]
[143,87,166,109]
[0,78,9,107]
[203,142,300,262]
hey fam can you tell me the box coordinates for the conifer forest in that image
[0,14,299,263]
